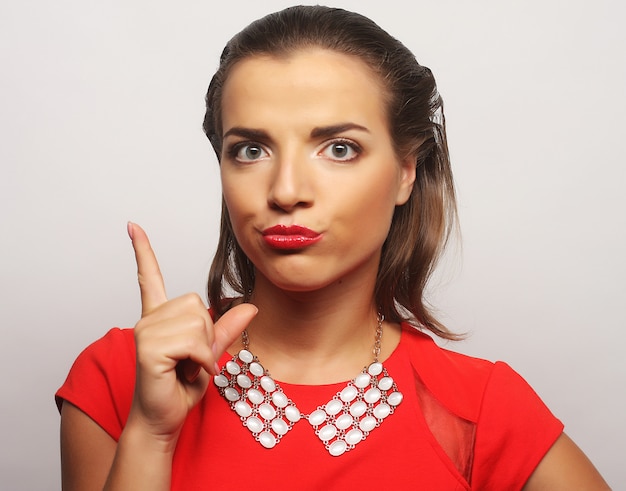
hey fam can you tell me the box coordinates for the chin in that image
[256,267,338,294]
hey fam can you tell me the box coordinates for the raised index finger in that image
[127,222,168,316]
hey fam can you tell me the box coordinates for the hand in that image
[126,222,257,445]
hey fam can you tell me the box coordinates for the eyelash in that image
[225,138,363,163]
[226,142,269,163]
[319,138,362,162]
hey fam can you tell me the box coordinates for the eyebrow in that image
[223,127,270,140]
[223,122,369,141]
[310,123,370,138]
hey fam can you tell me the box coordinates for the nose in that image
[267,157,313,212]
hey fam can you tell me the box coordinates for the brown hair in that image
[203,5,459,339]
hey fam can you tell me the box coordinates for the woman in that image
[57,5,610,490]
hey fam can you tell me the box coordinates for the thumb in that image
[127,222,168,316]
[213,303,258,357]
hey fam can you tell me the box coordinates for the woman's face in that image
[219,48,415,293]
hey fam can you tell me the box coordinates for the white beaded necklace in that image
[213,315,404,457]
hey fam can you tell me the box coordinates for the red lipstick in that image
[262,225,322,250]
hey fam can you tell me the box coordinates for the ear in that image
[395,155,416,205]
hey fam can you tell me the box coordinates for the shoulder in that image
[85,326,135,352]
[65,327,136,376]
[400,324,564,488]
[56,327,136,398]
[400,324,496,421]
[400,324,558,425]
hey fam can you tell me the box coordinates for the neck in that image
[229,272,401,384]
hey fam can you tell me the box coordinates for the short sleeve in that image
[471,361,564,490]
[55,328,136,441]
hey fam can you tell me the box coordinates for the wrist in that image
[122,412,181,456]
[104,420,177,491]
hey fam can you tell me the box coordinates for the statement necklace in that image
[213,315,403,457]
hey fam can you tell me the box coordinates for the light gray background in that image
[1,1,624,489]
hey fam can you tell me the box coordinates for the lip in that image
[261,225,322,250]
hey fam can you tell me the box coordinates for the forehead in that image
[220,49,389,133]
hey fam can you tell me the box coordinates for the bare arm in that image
[61,401,178,491]
[60,402,116,491]
[61,401,184,491]
[523,433,611,491]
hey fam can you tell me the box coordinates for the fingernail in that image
[127,222,134,240]
[214,362,220,374]
[186,365,201,383]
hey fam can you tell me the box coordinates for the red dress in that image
[56,323,563,490]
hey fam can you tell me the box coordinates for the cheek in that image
[221,170,255,213]
[221,174,253,237]
[221,183,239,217]
[342,170,400,233]
[365,164,403,208]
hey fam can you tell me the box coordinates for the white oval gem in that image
[345,428,363,445]
[378,376,394,391]
[258,431,276,449]
[271,418,289,435]
[285,405,301,423]
[245,416,263,433]
[329,440,348,457]
[368,362,383,376]
[249,362,264,377]
[213,374,229,388]
[272,391,288,408]
[224,387,240,402]
[374,403,391,420]
[388,391,404,406]
[325,399,343,416]
[318,424,338,442]
[335,413,353,430]
[308,409,327,426]
[354,373,371,388]
[258,403,276,420]
[340,385,358,402]
[349,401,367,418]
[260,376,276,393]
[238,349,253,363]
[364,387,381,404]
[247,388,264,405]
[226,361,241,375]
[235,400,252,418]
[236,374,252,389]
[359,415,377,432]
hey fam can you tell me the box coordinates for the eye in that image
[319,139,361,162]
[228,143,269,163]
